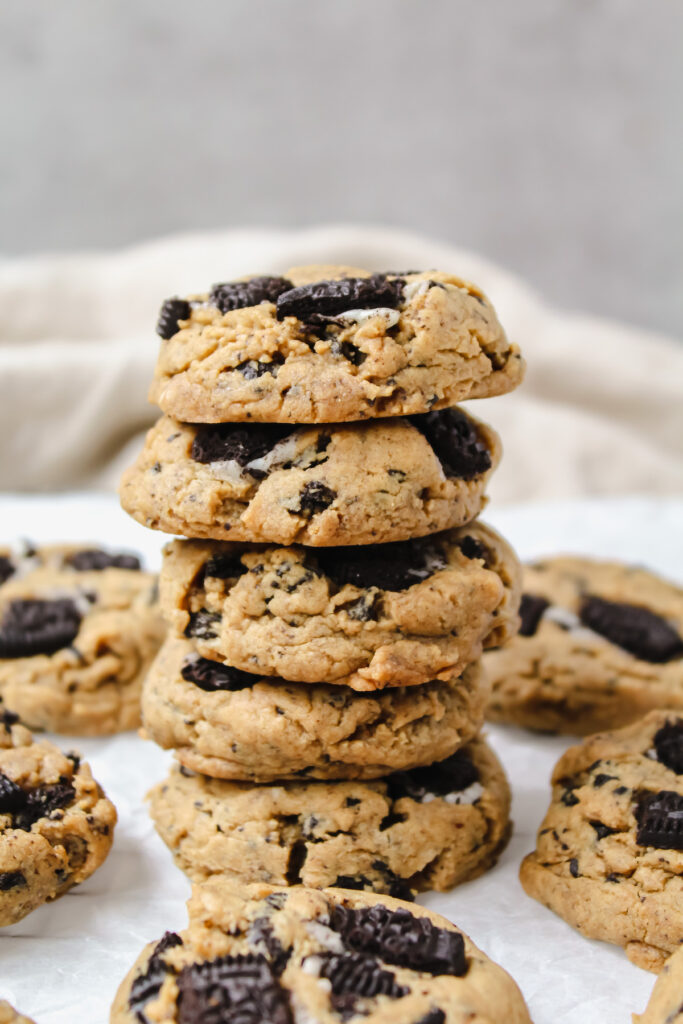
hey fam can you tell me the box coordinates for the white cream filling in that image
[403,279,430,302]
[209,458,247,483]
[247,435,299,477]
[421,781,484,805]
[304,919,345,953]
[333,307,400,328]
[543,605,606,644]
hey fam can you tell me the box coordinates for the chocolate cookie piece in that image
[120,409,501,547]
[486,556,683,735]
[0,728,116,926]
[147,735,510,895]
[110,881,533,1024]
[157,298,192,340]
[143,637,489,782]
[0,598,82,659]
[520,709,683,971]
[158,521,521,689]
[149,264,524,424]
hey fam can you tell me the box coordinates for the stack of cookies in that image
[120,265,525,898]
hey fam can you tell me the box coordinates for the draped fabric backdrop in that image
[1,225,682,502]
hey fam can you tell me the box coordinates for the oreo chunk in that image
[410,408,492,480]
[416,1014,446,1024]
[0,598,82,658]
[13,781,76,831]
[181,657,257,692]
[0,772,27,815]
[128,932,183,1021]
[210,276,293,314]
[635,790,683,850]
[329,904,467,977]
[236,354,285,380]
[248,917,291,976]
[457,535,489,563]
[157,298,192,340]
[653,720,683,775]
[201,555,248,581]
[176,954,292,1024]
[277,274,404,322]
[315,537,445,593]
[0,556,15,586]
[317,952,408,1014]
[184,611,221,641]
[66,549,141,572]
[519,594,550,637]
[579,596,683,663]
[385,750,479,803]
[0,870,26,890]
[296,481,336,516]
[191,422,292,468]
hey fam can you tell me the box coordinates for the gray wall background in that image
[1,0,681,336]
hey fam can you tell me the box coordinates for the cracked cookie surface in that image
[486,557,683,735]
[149,265,524,424]
[142,636,489,781]
[148,735,510,897]
[159,522,521,689]
[520,710,683,971]
[120,407,500,546]
[111,880,532,1024]
[0,726,116,926]
[0,544,165,735]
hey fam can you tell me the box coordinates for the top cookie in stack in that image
[121,264,524,899]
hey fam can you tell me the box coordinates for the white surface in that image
[1,493,682,1023]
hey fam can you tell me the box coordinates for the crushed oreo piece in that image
[191,422,292,468]
[0,709,20,730]
[157,298,192,340]
[635,790,683,850]
[579,596,683,663]
[569,858,580,878]
[329,903,467,976]
[285,840,308,885]
[315,537,444,592]
[295,481,336,516]
[385,750,479,803]
[519,594,550,637]
[12,781,76,831]
[457,535,489,563]
[410,408,491,480]
[653,720,683,775]
[0,772,26,815]
[0,598,82,658]
[248,917,291,976]
[318,952,408,1014]
[176,954,292,1024]
[0,870,26,890]
[590,820,618,840]
[277,274,404,323]
[0,557,15,586]
[235,354,285,380]
[128,932,183,1022]
[210,276,293,314]
[338,592,381,622]
[66,549,141,572]
[416,1013,446,1024]
[201,555,248,581]
[181,657,256,692]
[184,611,221,641]
[330,339,367,365]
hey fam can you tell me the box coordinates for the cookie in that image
[0,544,165,735]
[148,735,510,896]
[0,726,116,926]
[149,265,524,424]
[633,944,683,1023]
[159,521,521,690]
[120,407,501,546]
[110,880,532,1024]
[0,1003,36,1024]
[520,709,683,971]
[486,557,683,735]
[142,636,489,781]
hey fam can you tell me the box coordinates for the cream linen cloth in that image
[1,224,681,502]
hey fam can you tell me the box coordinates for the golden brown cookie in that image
[520,710,683,971]
[111,880,532,1024]
[120,408,500,546]
[149,266,524,424]
[0,1002,37,1024]
[0,727,116,926]
[633,944,683,1023]
[486,556,683,735]
[159,522,521,690]
[142,636,489,781]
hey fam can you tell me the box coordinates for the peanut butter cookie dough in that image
[486,557,683,735]
[0,726,116,926]
[120,407,501,546]
[633,944,683,1023]
[111,880,532,1024]
[520,710,683,971]
[0,1003,36,1024]
[148,735,510,897]
[0,545,165,735]
[142,636,489,781]
[149,266,524,424]
[159,522,521,690]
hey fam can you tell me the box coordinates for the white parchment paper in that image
[1,493,681,1023]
